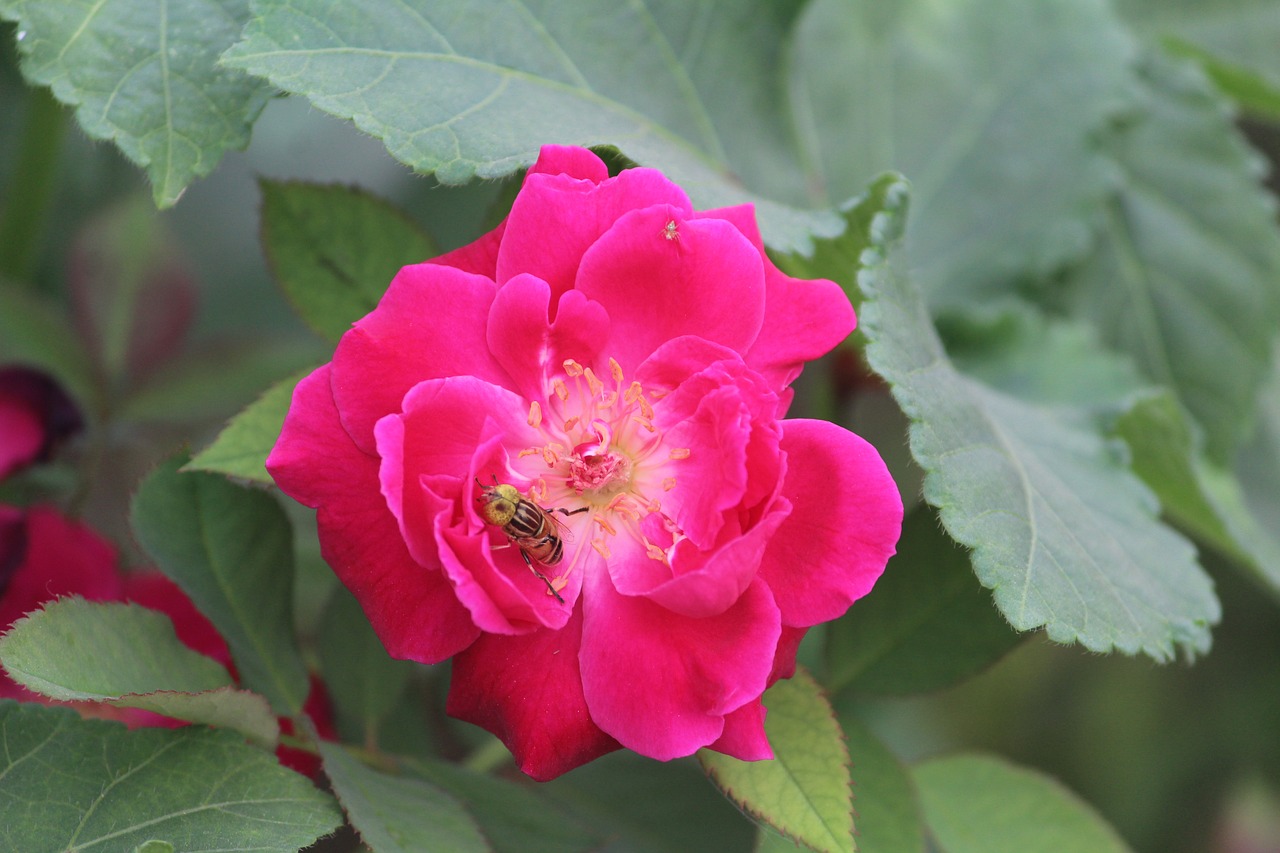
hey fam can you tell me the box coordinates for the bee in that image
[475,478,587,603]
[662,219,679,241]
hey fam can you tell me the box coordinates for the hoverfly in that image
[475,478,587,603]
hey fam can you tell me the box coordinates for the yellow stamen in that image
[553,378,569,401]
[527,401,542,428]
[609,357,624,384]
[669,447,691,460]
[663,477,677,491]
[584,368,604,398]
[563,359,584,377]
[562,416,580,432]
[592,539,613,559]
[594,515,618,536]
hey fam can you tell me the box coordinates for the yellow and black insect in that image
[475,478,587,603]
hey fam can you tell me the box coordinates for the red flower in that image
[268,146,902,780]
[0,367,83,481]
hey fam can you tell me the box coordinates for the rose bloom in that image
[0,366,83,481]
[268,146,902,780]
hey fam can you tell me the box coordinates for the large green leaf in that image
[787,0,1134,301]
[0,701,341,853]
[131,453,310,714]
[826,508,1022,697]
[0,598,278,747]
[259,180,438,345]
[220,0,840,254]
[1066,53,1280,462]
[320,743,489,853]
[857,179,1219,661]
[699,670,853,853]
[0,0,272,206]
[913,753,1132,853]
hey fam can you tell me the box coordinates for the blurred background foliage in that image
[3,4,1280,851]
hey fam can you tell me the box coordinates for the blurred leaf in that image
[0,701,341,853]
[826,508,1022,697]
[857,178,1219,661]
[68,195,196,388]
[118,338,321,424]
[0,286,99,417]
[132,453,310,714]
[220,0,842,254]
[0,0,271,206]
[839,713,925,853]
[787,0,1133,301]
[542,751,755,853]
[913,753,1133,853]
[1115,0,1280,114]
[260,180,438,345]
[1238,351,1280,547]
[1065,52,1280,462]
[320,743,489,853]
[1162,39,1280,121]
[315,585,415,743]
[700,670,853,853]
[407,757,605,853]
[185,368,311,484]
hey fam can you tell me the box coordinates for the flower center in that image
[513,357,688,592]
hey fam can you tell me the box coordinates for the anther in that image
[528,401,542,428]
[593,515,618,536]
[563,359,584,377]
[562,416,580,432]
[669,448,691,460]
[609,358,624,384]
[592,539,613,559]
[552,378,569,401]
[584,368,604,398]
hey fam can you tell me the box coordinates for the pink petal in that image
[527,145,611,182]
[759,419,902,627]
[496,167,692,301]
[704,699,773,761]
[579,572,780,760]
[576,207,766,374]
[0,398,42,480]
[447,604,620,781]
[267,366,479,664]
[704,205,856,396]
[485,274,611,401]
[330,263,509,452]
[427,221,506,278]
[769,626,808,683]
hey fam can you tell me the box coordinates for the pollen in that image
[562,359,584,377]
[527,400,542,428]
[668,447,690,460]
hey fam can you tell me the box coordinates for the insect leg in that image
[520,548,565,604]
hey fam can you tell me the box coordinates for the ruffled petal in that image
[427,221,506,278]
[486,274,611,402]
[330,263,509,452]
[527,145,611,183]
[759,419,902,627]
[579,572,780,760]
[703,205,855,398]
[576,207,766,374]
[267,366,479,663]
[704,699,773,761]
[497,167,692,300]
[447,604,620,781]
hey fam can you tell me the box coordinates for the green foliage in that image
[700,670,853,853]
[913,753,1133,853]
[0,701,341,852]
[855,179,1220,661]
[185,368,310,484]
[260,180,439,344]
[0,0,271,206]
[320,743,490,853]
[131,453,310,714]
[826,508,1022,696]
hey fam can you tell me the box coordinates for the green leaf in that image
[220,0,841,254]
[315,585,416,742]
[260,180,438,345]
[320,743,489,853]
[132,453,310,714]
[0,286,99,418]
[0,0,272,206]
[1115,0,1280,114]
[787,0,1134,301]
[1162,38,1280,121]
[185,368,311,484]
[857,178,1220,661]
[913,753,1133,853]
[838,713,925,853]
[0,598,278,746]
[1065,52,1280,462]
[699,669,853,853]
[826,508,1022,696]
[406,757,606,853]
[0,701,342,853]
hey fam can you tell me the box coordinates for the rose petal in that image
[331,263,509,452]
[268,366,479,663]
[447,603,620,781]
[428,221,506,278]
[704,699,773,761]
[579,572,780,760]
[0,397,42,481]
[486,274,611,402]
[759,419,903,627]
[528,145,611,183]
[576,207,766,374]
[497,167,692,300]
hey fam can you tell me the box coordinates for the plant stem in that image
[0,86,67,285]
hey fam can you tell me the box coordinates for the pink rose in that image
[0,367,83,482]
[268,146,902,780]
